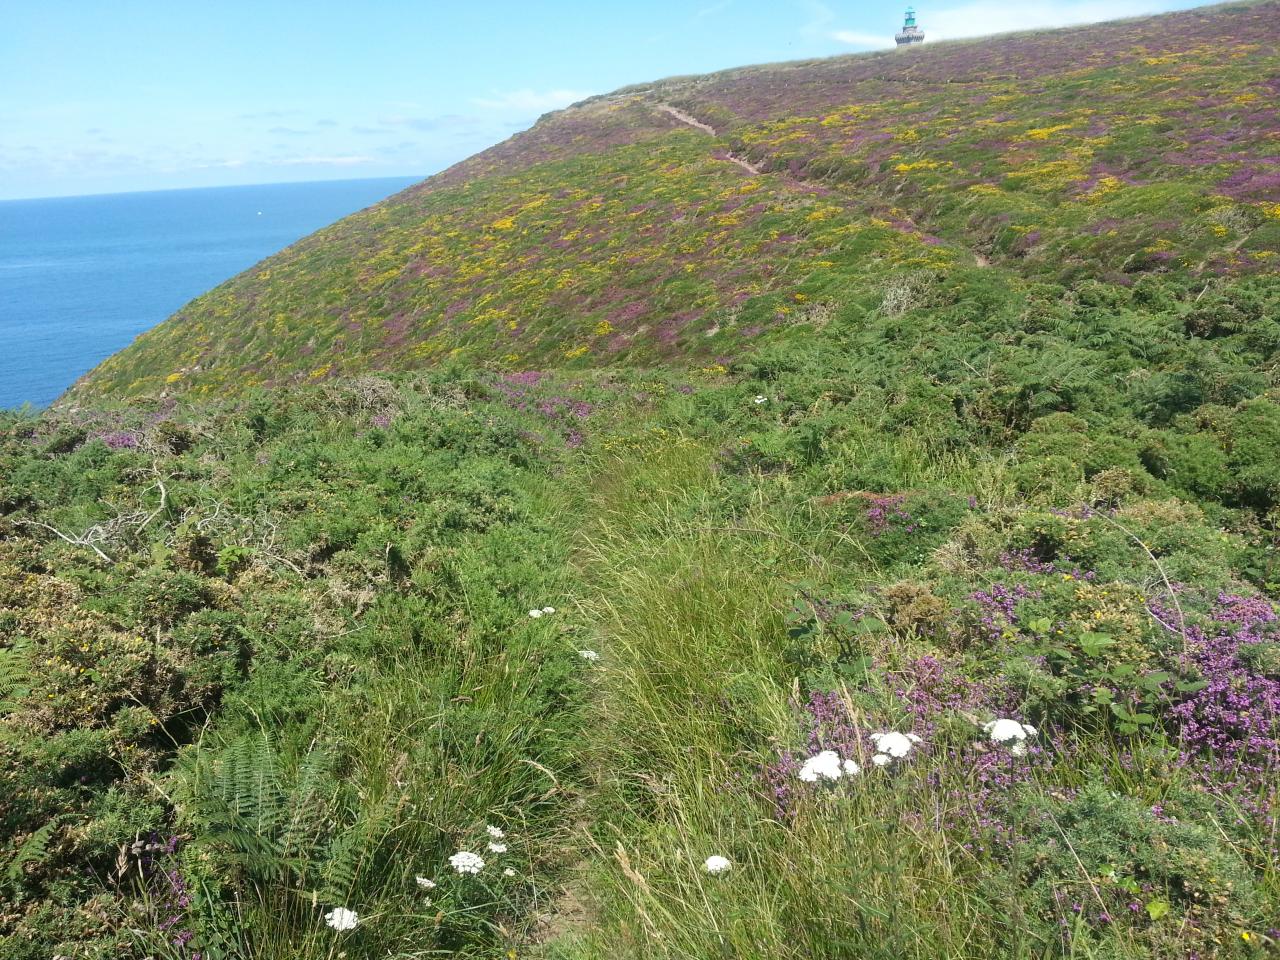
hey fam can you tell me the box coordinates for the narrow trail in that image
[655,103,762,175]
[654,101,992,267]
[656,103,716,136]
[722,153,763,176]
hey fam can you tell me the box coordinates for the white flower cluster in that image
[404,821,516,906]
[528,605,556,618]
[449,851,485,874]
[797,749,860,782]
[325,906,359,930]
[753,395,768,405]
[703,855,732,874]
[869,731,921,767]
[486,824,509,852]
[983,718,1038,756]
[414,874,436,904]
[578,648,600,662]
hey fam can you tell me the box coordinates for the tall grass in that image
[550,440,1014,958]
[539,421,1276,959]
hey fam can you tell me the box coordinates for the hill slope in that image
[69,1,1280,400]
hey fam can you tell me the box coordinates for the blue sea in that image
[0,176,421,409]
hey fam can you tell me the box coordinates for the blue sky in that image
[0,0,1209,200]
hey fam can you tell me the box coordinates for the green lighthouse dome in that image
[896,6,925,45]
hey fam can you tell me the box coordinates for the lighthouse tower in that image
[896,7,925,45]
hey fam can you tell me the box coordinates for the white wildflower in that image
[984,719,1037,758]
[983,718,1038,744]
[797,749,844,782]
[324,906,359,931]
[753,395,768,405]
[414,876,436,889]
[872,753,891,767]
[503,867,516,877]
[488,842,508,853]
[486,824,505,839]
[449,851,485,874]
[842,758,861,776]
[542,606,556,614]
[869,732,919,759]
[528,609,543,618]
[578,649,600,662]
[703,855,731,874]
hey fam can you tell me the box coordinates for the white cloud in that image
[236,109,301,121]
[799,0,837,40]
[377,113,480,132]
[831,29,894,49]
[830,0,1173,47]
[269,155,376,167]
[471,89,592,114]
[695,0,733,18]
[918,0,1167,42]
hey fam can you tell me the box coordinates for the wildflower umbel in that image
[798,749,863,782]
[578,649,600,662]
[983,718,1038,756]
[325,906,359,931]
[488,842,508,853]
[415,876,436,889]
[449,851,485,874]
[486,825,505,839]
[798,750,842,782]
[703,855,732,874]
[869,731,921,766]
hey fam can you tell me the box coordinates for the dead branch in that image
[16,519,114,563]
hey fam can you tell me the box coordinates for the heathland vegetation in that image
[4,3,1280,958]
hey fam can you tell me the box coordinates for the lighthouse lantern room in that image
[896,7,925,45]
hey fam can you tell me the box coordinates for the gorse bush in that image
[0,378,595,957]
[1016,784,1265,953]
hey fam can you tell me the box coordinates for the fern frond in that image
[182,733,348,892]
[6,819,58,887]
[0,640,32,715]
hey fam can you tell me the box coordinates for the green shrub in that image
[1224,398,1280,511]
[1014,784,1265,955]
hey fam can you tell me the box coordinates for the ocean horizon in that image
[0,175,421,409]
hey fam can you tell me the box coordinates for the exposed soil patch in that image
[656,103,762,174]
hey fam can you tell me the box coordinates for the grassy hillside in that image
[5,3,1280,958]
[68,1,1279,400]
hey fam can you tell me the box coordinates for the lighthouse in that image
[896,7,925,45]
